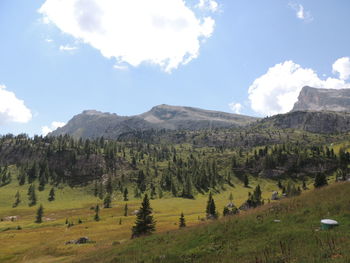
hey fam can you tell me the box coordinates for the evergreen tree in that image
[28,185,37,207]
[244,175,249,187]
[150,184,157,199]
[124,203,128,216]
[131,194,156,238]
[12,191,21,208]
[35,204,44,223]
[48,188,55,202]
[314,173,328,188]
[246,185,263,208]
[206,192,218,219]
[119,218,122,225]
[123,188,129,201]
[179,212,186,228]
[106,176,113,195]
[93,181,98,197]
[103,194,112,208]
[229,192,233,202]
[94,204,100,221]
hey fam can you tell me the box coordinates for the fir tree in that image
[244,175,249,187]
[94,204,100,221]
[106,176,113,195]
[229,192,233,202]
[48,188,55,202]
[179,212,186,228]
[103,194,112,208]
[119,218,122,225]
[124,203,128,216]
[28,185,37,207]
[131,194,156,238]
[123,187,129,201]
[206,192,218,219]
[12,191,21,208]
[314,173,328,188]
[35,204,44,223]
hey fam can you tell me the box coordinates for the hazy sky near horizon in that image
[0,0,350,136]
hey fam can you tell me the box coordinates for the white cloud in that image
[248,60,350,116]
[289,3,313,22]
[0,85,32,124]
[113,64,129,71]
[41,121,66,136]
[197,0,219,12]
[332,57,350,81]
[229,102,242,114]
[59,45,78,51]
[45,38,53,43]
[39,0,216,72]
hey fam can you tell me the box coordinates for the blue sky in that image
[0,0,350,136]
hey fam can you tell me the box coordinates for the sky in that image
[0,0,350,136]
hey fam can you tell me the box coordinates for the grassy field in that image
[0,173,318,263]
[77,181,350,263]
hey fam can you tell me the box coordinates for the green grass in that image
[76,182,350,263]
[0,174,311,263]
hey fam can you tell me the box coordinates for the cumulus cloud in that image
[289,3,313,22]
[229,102,242,114]
[39,0,216,72]
[248,60,350,116]
[0,85,32,124]
[41,121,66,136]
[333,57,350,80]
[59,45,78,51]
[197,0,219,12]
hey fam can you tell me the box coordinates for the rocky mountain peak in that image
[292,86,350,112]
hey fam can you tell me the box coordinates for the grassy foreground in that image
[0,178,347,262]
[77,182,350,263]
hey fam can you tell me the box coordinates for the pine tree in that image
[48,188,55,202]
[123,187,129,201]
[119,218,122,225]
[131,194,156,238]
[94,205,100,221]
[314,173,328,188]
[179,212,186,228]
[35,204,44,223]
[106,176,113,195]
[124,203,128,216]
[229,192,233,202]
[12,191,21,208]
[103,194,111,208]
[28,185,37,207]
[244,175,249,187]
[206,192,218,219]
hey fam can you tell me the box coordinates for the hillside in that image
[50,105,259,139]
[292,86,350,112]
[76,182,350,263]
[255,110,350,134]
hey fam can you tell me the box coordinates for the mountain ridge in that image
[50,104,259,139]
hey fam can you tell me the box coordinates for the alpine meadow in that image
[1,1,350,262]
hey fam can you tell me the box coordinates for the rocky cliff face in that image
[50,105,259,139]
[292,86,350,112]
[257,110,350,134]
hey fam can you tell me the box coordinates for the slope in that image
[78,182,350,263]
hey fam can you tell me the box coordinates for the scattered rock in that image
[65,237,90,245]
[271,191,279,200]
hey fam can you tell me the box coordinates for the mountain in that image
[292,86,350,112]
[50,105,259,139]
[256,110,350,134]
